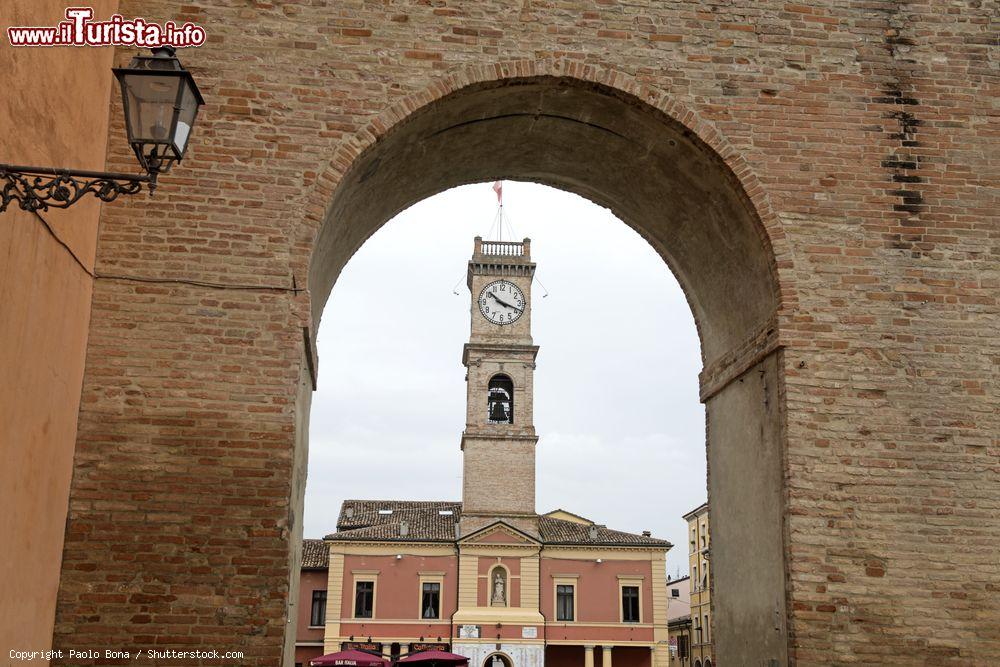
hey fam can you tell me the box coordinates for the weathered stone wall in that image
[51,1,997,665]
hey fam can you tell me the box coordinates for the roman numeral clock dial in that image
[479,280,525,325]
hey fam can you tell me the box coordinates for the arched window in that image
[487,374,513,424]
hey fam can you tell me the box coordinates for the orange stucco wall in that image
[538,557,655,644]
[0,0,118,654]
[299,570,329,639]
[340,554,457,638]
[540,558,654,625]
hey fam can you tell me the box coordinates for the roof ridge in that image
[342,499,461,504]
[538,515,671,546]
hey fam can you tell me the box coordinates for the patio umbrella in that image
[311,650,390,667]
[400,650,470,667]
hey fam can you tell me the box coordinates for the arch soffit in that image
[301,57,795,365]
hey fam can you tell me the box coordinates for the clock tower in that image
[460,236,539,536]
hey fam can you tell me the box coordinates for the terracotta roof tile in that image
[324,501,669,548]
[302,538,329,568]
[538,516,672,547]
[328,500,461,542]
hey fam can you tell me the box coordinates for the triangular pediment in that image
[459,521,541,546]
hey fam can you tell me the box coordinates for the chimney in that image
[642,530,651,537]
[345,507,354,519]
[400,520,409,537]
[588,525,599,539]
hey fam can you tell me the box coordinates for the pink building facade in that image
[295,505,672,667]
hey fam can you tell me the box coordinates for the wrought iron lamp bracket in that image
[0,164,154,214]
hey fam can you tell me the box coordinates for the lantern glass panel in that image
[120,73,182,148]
[173,81,200,155]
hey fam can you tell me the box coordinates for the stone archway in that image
[301,64,791,665]
[483,652,514,667]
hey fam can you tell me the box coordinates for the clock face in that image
[479,280,525,326]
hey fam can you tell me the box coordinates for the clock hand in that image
[489,292,513,307]
[488,292,523,312]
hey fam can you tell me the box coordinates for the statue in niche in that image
[491,569,507,606]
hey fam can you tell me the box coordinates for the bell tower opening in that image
[487,374,514,424]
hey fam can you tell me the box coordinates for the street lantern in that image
[114,46,204,176]
[0,47,204,213]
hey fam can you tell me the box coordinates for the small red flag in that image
[492,180,503,205]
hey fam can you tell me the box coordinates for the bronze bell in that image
[488,399,508,422]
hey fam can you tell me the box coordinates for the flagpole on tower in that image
[492,180,503,242]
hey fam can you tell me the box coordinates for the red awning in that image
[311,650,390,667]
[400,650,470,666]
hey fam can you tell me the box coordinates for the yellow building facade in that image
[682,504,712,667]
[666,616,690,667]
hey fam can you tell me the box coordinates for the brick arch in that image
[300,57,795,368]
[303,58,793,665]
[302,57,789,264]
[40,3,996,663]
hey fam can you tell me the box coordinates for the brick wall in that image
[51,1,997,665]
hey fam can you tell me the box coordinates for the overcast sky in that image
[304,181,705,578]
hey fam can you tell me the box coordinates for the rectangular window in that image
[421,581,441,619]
[677,636,688,660]
[310,590,327,626]
[671,588,680,598]
[556,584,575,621]
[704,614,710,643]
[621,585,640,623]
[355,580,374,618]
[695,617,702,644]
